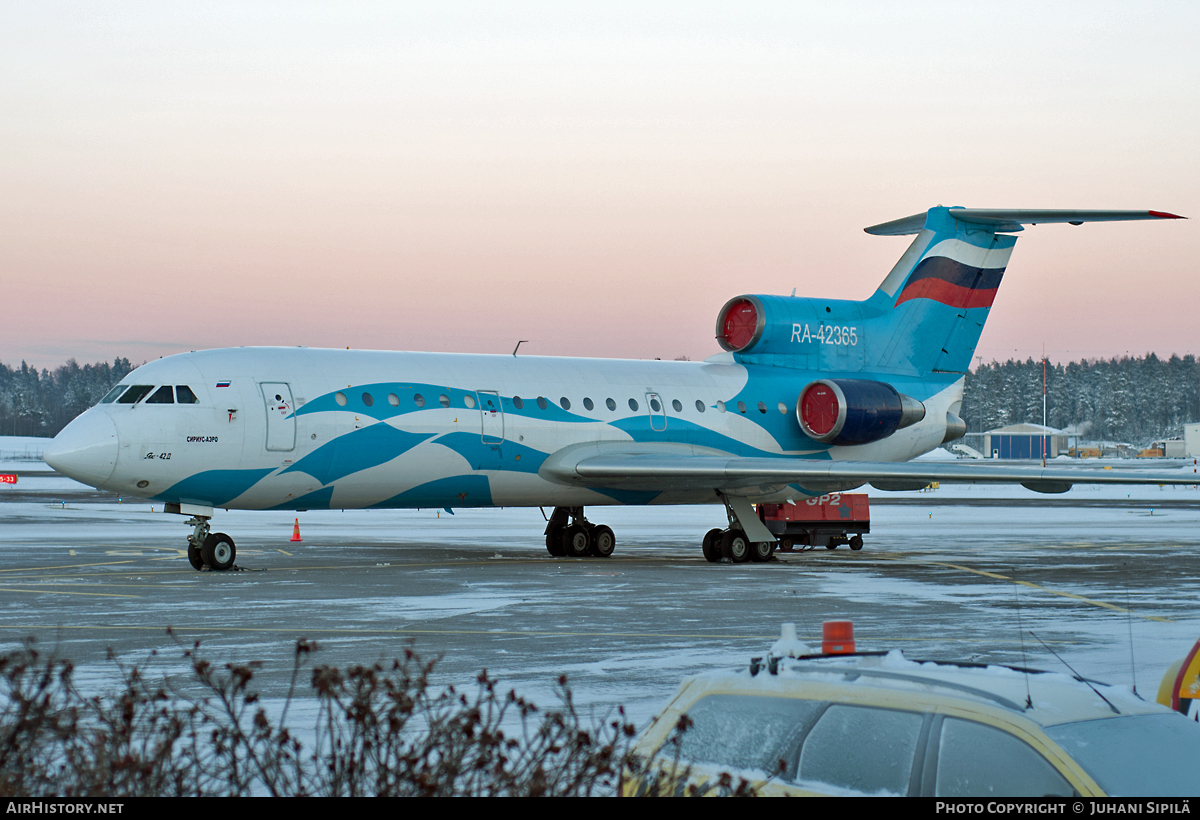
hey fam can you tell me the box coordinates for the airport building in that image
[982,423,1067,459]
[1186,423,1200,458]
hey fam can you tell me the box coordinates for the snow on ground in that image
[2,445,1199,731]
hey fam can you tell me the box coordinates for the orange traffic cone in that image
[290,518,303,542]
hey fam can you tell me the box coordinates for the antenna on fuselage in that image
[512,340,529,357]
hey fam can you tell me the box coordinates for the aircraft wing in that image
[540,443,1195,496]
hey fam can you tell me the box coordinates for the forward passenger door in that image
[261,382,296,452]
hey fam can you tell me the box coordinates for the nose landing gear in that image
[544,507,617,558]
[185,515,237,571]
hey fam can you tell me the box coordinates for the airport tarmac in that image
[1,469,1199,726]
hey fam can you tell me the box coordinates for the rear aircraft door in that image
[477,390,504,445]
[261,382,296,451]
[645,392,667,431]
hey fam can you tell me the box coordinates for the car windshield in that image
[1044,713,1200,796]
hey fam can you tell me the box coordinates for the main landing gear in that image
[544,507,616,558]
[701,527,777,564]
[186,515,237,572]
[701,495,777,564]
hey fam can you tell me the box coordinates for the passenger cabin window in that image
[100,385,127,404]
[758,401,767,414]
[560,397,571,410]
[439,394,451,407]
[537,397,548,410]
[463,395,475,409]
[606,398,616,411]
[362,392,374,407]
[118,385,154,404]
[145,386,174,404]
[335,392,347,406]
[695,400,706,413]
[628,398,639,411]
[176,386,199,404]
[513,396,524,409]
[583,397,593,411]
[672,399,683,412]
[387,393,399,407]
[414,394,425,407]
[737,401,747,414]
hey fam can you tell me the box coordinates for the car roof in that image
[677,650,1167,728]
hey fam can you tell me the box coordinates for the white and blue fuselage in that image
[48,346,960,512]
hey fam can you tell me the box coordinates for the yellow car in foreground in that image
[629,631,1200,796]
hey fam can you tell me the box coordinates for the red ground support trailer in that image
[758,493,870,551]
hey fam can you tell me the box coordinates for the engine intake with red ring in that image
[798,379,926,446]
[715,296,767,352]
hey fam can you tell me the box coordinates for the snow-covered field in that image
[2,435,1198,729]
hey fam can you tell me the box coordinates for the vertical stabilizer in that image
[867,207,1015,375]
[861,206,1182,376]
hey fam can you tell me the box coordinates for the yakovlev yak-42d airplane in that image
[45,206,1191,571]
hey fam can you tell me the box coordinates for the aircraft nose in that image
[44,411,119,487]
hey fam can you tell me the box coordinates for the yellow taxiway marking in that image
[0,555,684,581]
[0,623,1076,644]
[0,587,139,599]
[277,549,292,555]
[0,559,140,573]
[872,555,1173,623]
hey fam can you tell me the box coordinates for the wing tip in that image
[1149,210,1187,220]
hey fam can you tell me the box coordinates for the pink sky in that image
[2,3,1197,371]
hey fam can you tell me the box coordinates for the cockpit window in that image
[145,386,174,404]
[176,386,199,404]
[100,385,128,404]
[117,385,154,404]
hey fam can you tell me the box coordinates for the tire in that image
[201,532,236,571]
[825,543,838,550]
[563,524,591,558]
[720,529,750,563]
[187,542,204,571]
[590,525,616,557]
[701,528,723,562]
[750,540,776,562]
[546,525,566,557]
[849,535,864,551]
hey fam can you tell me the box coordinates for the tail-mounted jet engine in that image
[798,379,926,446]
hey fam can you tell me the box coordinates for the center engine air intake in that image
[798,379,926,446]
[715,296,765,352]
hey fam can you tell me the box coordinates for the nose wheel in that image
[185,516,237,571]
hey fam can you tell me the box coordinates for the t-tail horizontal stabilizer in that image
[865,208,1185,236]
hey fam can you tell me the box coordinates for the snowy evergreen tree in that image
[962,354,1200,446]
[0,358,134,437]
